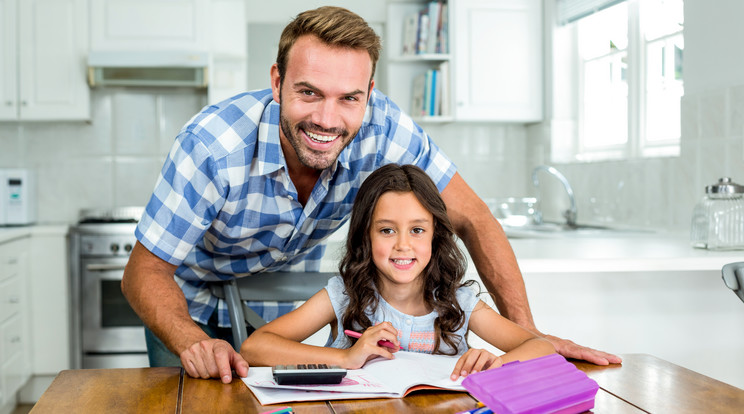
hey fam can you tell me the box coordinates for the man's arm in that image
[440,172,621,365]
[121,242,249,382]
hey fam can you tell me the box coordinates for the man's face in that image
[271,35,375,171]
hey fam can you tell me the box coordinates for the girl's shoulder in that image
[325,275,345,295]
[455,283,481,311]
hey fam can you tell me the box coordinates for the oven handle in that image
[86,263,127,272]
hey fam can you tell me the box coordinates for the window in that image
[552,0,683,161]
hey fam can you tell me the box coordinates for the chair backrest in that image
[722,262,744,304]
[208,272,336,350]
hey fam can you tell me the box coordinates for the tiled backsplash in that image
[1,85,742,231]
[527,85,744,231]
[0,89,207,223]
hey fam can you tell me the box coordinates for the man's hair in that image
[339,164,471,355]
[276,6,381,83]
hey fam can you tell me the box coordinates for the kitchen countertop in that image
[323,230,742,274]
[506,231,742,273]
[0,224,70,244]
[4,225,739,274]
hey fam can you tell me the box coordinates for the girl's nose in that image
[394,234,411,250]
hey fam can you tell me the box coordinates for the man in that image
[122,6,620,384]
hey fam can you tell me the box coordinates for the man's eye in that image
[301,90,316,96]
[344,96,358,102]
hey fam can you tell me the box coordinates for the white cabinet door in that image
[0,0,17,119]
[0,0,89,121]
[18,0,89,120]
[0,237,31,407]
[90,0,209,51]
[453,0,542,122]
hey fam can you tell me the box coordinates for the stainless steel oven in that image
[70,208,149,369]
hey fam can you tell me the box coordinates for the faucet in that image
[532,165,578,227]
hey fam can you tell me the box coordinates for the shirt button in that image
[288,195,294,201]
[405,319,412,325]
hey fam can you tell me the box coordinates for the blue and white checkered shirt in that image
[135,88,457,327]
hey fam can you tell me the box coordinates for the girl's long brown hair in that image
[339,164,470,355]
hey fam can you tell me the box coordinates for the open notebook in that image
[241,351,466,405]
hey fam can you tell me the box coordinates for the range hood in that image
[87,51,209,88]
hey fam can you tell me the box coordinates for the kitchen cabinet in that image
[0,0,89,121]
[0,236,31,409]
[206,0,247,104]
[384,1,453,122]
[452,0,542,122]
[89,0,246,104]
[89,0,209,52]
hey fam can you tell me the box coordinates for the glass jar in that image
[690,177,744,250]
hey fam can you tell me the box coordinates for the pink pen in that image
[344,329,401,350]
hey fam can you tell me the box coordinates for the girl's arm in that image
[451,300,555,379]
[240,289,398,368]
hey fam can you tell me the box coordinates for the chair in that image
[208,272,336,350]
[722,262,744,304]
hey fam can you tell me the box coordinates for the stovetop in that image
[78,206,144,224]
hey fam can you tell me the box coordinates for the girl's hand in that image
[342,322,400,369]
[450,348,502,380]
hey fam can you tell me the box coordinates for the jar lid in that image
[706,177,744,194]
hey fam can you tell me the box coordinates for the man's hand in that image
[543,334,622,365]
[180,338,250,383]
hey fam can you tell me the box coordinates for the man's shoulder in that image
[178,89,276,158]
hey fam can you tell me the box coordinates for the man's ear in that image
[367,79,375,103]
[270,63,281,103]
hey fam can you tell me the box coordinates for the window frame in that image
[552,0,683,163]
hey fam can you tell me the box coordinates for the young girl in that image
[242,164,554,379]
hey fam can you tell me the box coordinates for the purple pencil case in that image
[462,353,599,414]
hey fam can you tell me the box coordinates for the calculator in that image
[272,363,347,385]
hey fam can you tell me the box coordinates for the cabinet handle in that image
[9,296,20,304]
[10,336,21,343]
[5,101,12,106]
[21,101,28,106]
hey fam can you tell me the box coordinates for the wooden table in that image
[30,354,744,413]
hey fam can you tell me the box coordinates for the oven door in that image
[81,257,147,354]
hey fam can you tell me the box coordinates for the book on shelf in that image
[401,1,448,56]
[411,63,449,118]
[402,13,419,55]
[241,351,466,405]
[438,61,450,116]
[426,1,442,54]
[411,72,427,117]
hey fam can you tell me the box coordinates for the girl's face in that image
[369,191,433,289]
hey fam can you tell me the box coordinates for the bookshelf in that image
[385,1,453,123]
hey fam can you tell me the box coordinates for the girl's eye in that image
[411,227,425,234]
[380,228,394,235]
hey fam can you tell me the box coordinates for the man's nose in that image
[312,99,340,129]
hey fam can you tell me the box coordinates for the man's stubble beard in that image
[278,87,360,171]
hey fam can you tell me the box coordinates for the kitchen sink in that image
[499,221,651,238]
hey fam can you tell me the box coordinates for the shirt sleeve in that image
[324,276,353,348]
[135,130,227,265]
